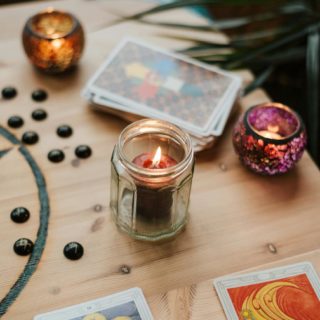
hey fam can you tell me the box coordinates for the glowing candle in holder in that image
[110,119,194,242]
[22,9,85,73]
[232,102,307,175]
[133,147,178,169]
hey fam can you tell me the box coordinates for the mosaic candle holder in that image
[232,103,307,175]
[22,9,85,73]
[110,119,194,242]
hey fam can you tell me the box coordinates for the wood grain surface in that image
[148,250,320,319]
[0,1,319,319]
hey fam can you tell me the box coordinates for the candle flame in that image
[267,125,279,133]
[52,38,63,48]
[152,146,162,168]
[258,130,282,140]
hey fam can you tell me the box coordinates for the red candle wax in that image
[131,147,177,224]
[132,148,177,169]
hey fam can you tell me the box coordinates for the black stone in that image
[63,242,84,260]
[31,89,48,102]
[22,131,39,145]
[32,109,47,121]
[13,238,34,256]
[57,125,73,138]
[8,116,24,128]
[75,145,92,159]
[2,87,17,99]
[48,149,65,163]
[10,207,30,223]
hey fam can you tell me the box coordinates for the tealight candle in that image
[110,119,194,242]
[133,147,178,169]
[22,9,85,73]
[232,102,307,175]
[256,125,283,140]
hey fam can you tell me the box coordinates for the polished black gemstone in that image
[22,131,39,145]
[63,242,84,260]
[57,125,73,138]
[32,109,47,121]
[2,87,17,99]
[8,116,24,128]
[31,89,48,102]
[10,207,30,223]
[13,238,34,256]
[75,145,92,159]
[48,149,65,163]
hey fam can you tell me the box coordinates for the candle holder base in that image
[112,214,188,243]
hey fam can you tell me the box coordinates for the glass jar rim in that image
[25,9,78,40]
[117,119,194,179]
[245,102,303,144]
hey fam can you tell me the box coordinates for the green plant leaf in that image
[125,0,281,21]
[242,47,306,66]
[306,30,320,163]
[179,44,233,52]
[243,66,274,95]
[225,20,320,69]
[231,24,304,44]
[178,27,294,54]
[139,3,310,31]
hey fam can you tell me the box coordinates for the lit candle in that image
[132,146,177,169]
[22,9,84,73]
[30,8,73,37]
[110,119,194,241]
[132,147,178,227]
[232,102,307,175]
[257,125,283,140]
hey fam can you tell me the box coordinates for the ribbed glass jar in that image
[110,119,194,242]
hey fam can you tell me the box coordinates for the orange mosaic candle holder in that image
[22,9,85,74]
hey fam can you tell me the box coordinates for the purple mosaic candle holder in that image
[232,103,307,175]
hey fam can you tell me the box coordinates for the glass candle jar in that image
[22,9,85,73]
[110,119,194,242]
[233,102,307,175]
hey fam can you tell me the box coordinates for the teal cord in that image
[0,126,50,317]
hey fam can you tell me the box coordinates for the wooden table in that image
[0,1,319,319]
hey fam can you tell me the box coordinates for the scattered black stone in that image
[75,145,92,159]
[10,207,30,223]
[31,89,48,102]
[22,131,39,145]
[13,238,34,256]
[48,149,65,163]
[32,109,47,121]
[8,116,24,128]
[63,242,84,260]
[2,87,17,99]
[57,125,73,138]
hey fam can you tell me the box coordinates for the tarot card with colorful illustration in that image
[84,37,241,136]
[213,262,320,320]
[34,287,153,320]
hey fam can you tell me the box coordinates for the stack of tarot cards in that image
[83,38,242,152]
